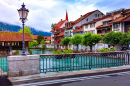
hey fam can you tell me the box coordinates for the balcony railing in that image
[40,51,129,73]
[64,34,72,37]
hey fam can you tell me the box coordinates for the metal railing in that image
[0,55,8,77]
[40,51,129,73]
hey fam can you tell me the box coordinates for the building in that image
[33,35,38,41]
[0,31,32,55]
[44,36,51,44]
[64,10,103,50]
[50,11,69,49]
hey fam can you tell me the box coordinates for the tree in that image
[40,39,45,50]
[19,26,33,39]
[103,31,122,46]
[82,32,102,52]
[51,23,57,29]
[119,33,129,45]
[61,37,71,49]
[37,34,44,44]
[32,41,39,47]
[71,34,82,51]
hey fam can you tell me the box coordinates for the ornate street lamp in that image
[18,3,29,55]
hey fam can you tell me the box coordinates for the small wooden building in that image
[0,31,33,55]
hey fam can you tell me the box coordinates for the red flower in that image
[96,49,97,51]
[70,49,71,50]
[57,49,59,51]
[110,50,111,51]
[65,49,67,50]
[113,44,115,46]
[104,48,105,50]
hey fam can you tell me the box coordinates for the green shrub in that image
[98,47,115,52]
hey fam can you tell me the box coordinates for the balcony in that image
[64,34,72,37]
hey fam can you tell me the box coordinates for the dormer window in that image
[86,18,88,22]
[103,21,109,26]
[95,14,97,17]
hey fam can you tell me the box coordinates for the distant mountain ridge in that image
[0,22,51,36]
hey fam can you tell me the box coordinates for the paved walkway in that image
[13,71,130,86]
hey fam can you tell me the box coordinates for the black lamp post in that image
[18,3,29,55]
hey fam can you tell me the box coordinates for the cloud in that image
[0,0,129,32]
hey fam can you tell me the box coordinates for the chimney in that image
[100,13,103,18]
[61,19,62,22]
[111,13,114,20]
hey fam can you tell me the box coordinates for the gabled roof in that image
[33,35,38,40]
[50,20,66,32]
[57,32,64,36]
[96,24,112,29]
[83,15,111,25]
[0,31,33,42]
[64,10,101,29]
[73,28,83,33]
[44,36,51,41]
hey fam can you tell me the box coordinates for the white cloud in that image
[0,0,126,32]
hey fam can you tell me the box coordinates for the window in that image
[113,23,120,29]
[90,30,95,34]
[86,18,88,22]
[95,14,97,17]
[85,25,88,28]
[98,14,100,17]
[103,22,109,26]
[90,23,95,28]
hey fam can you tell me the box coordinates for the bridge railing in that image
[40,51,129,73]
[0,55,8,77]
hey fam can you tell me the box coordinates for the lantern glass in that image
[18,10,28,19]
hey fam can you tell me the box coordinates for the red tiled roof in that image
[0,31,33,42]
[74,10,99,25]
[83,15,111,25]
[73,28,83,33]
[57,32,64,36]
[33,35,38,40]
[50,20,66,32]
[111,15,125,23]
[96,24,112,29]
[44,36,51,41]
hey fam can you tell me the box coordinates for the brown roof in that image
[111,15,125,23]
[83,15,111,25]
[33,35,38,40]
[73,28,83,33]
[96,24,112,29]
[50,20,66,32]
[0,31,33,42]
[57,32,64,36]
[44,36,51,41]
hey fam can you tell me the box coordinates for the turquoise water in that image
[0,50,125,74]
[0,57,8,72]
[40,54,125,73]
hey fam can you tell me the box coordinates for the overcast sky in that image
[0,0,130,32]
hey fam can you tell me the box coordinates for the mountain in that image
[0,22,51,36]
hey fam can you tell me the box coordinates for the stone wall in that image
[7,55,40,77]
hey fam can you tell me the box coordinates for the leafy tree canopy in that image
[51,23,57,29]
[37,34,44,44]
[82,32,101,52]
[61,37,71,48]
[40,39,45,45]
[103,31,122,46]
[119,32,129,45]
[71,34,82,51]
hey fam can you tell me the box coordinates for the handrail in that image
[40,51,129,56]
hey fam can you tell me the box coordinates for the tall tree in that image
[71,34,82,51]
[61,37,71,49]
[82,32,101,52]
[119,32,129,45]
[51,23,57,29]
[103,31,122,46]
[37,34,44,44]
